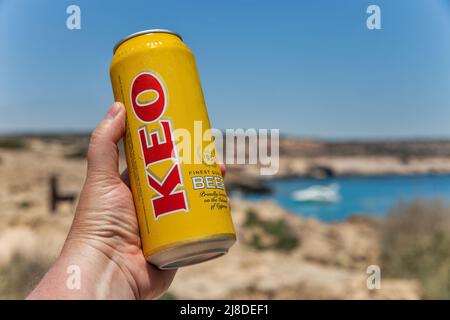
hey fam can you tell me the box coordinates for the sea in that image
[241,174,450,221]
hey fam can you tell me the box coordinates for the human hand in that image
[29,102,174,299]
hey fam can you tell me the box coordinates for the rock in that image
[225,171,272,194]
[306,165,335,178]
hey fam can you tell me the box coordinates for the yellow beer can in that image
[110,29,236,269]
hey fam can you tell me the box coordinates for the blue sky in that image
[1,0,450,138]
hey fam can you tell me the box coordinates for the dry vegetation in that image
[243,209,299,252]
[0,252,52,299]
[0,138,28,150]
[381,200,450,299]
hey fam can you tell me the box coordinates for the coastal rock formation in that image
[225,137,450,183]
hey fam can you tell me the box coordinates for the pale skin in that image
[27,102,226,300]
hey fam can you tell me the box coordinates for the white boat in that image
[291,184,340,203]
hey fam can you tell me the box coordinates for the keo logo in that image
[131,72,188,219]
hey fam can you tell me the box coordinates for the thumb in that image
[87,102,126,179]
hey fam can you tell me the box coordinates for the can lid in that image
[113,29,183,53]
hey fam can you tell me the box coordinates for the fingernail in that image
[106,103,121,120]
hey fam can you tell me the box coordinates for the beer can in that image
[110,29,236,269]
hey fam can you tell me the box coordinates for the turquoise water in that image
[241,174,450,221]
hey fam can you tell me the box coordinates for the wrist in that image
[28,239,137,300]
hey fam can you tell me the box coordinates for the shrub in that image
[381,199,450,299]
[0,252,51,299]
[0,138,27,150]
[243,209,299,252]
[17,200,33,209]
[159,292,177,300]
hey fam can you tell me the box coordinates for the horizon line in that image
[2,129,450,142]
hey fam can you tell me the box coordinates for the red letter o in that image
[131,72,166,123]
